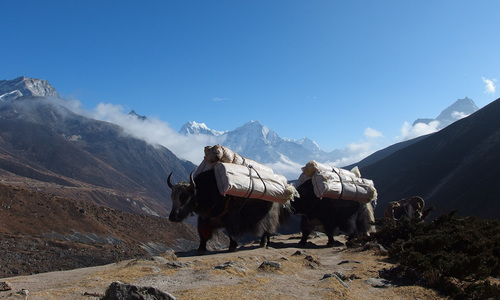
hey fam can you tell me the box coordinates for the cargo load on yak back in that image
[296,160,377,204]
[292,160,377,247]
[167,145,295,253]
[194,144,297,204]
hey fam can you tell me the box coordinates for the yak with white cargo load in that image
[292,161,377,247]
[167,145,294,253]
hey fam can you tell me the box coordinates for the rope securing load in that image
[297,160,377,203]
[193,145,297,204]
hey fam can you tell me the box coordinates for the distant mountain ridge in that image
[179,120,347,177]
[179,97,479,179]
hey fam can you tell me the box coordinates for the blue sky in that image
[2,1,499,162]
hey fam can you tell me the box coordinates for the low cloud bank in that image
[397,120,440,141]
[96,103,220,164]
[324,128,385,170]
[266,155,304,181]
[64,101,216,164]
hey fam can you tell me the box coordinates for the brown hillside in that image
[0,183,210,278]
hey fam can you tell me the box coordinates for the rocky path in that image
[0,234,446,300]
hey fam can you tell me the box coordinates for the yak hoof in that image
[260,243,272,249]
[228,246,238,252]
[326,240,344,247]
[197,249,208,255]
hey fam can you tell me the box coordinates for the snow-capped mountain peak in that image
[296,137,321,152]
[178,119,336,179]
[0,76,60,101]
[179,121,225,136]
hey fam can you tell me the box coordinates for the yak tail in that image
[363,202,377,235]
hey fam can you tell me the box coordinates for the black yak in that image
[292,178,376,247]
[168,169,290,253]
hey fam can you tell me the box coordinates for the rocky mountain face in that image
[0,77,196,217]
[0,76,60,100]
[361,97,500,220]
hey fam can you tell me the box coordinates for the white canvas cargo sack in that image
[296,160,362,187]
[311,169,376,203]
[194,144,273,177]
[214,162,293,204]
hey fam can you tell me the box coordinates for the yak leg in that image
[228,237,238,252]
[197,218,213,254]
[260,232,271,248]
[324,224,338,247]
[299,216,314,246]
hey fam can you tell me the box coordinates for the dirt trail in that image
[0,234,447,300]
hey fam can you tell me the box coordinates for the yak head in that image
[290,179,314,215]
[384,196,426,220]
[167,172,197,222]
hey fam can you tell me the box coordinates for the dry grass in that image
[1,234,449,300]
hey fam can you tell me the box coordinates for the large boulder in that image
[101,281,177,300]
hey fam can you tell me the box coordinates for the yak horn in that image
[167,172,174,189]
[189,170,196,189]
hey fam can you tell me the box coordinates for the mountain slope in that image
[0,78,196,217]
[361,97,500,219]
[351,97,480,170]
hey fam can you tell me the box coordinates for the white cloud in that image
[451,111,469,121]
[91,102,218,164]
[364,127,383,139]
[482,77,497,94]
[266,155,304,180]
[212,97,229,102]
[397,120,440,141]
[320,141,377,169]
[315,128,385,169]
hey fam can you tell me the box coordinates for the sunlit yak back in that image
[292,161,377,247]
[167,169,291,253]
